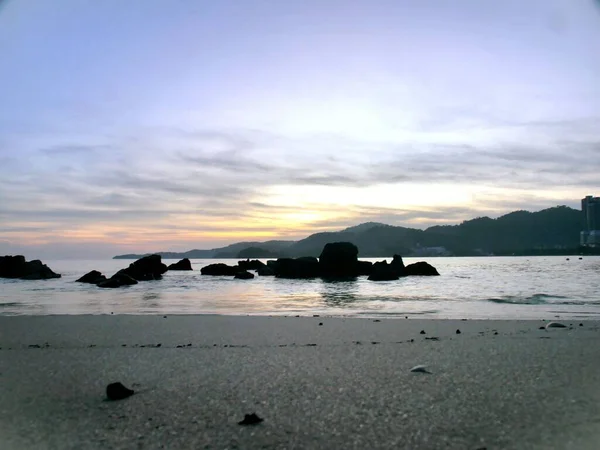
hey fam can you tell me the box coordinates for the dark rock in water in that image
[356,260,373,276]
[119,254,168,281]
[404,261,440,276]
[167,258,192,271]
[76,270,107,284]
[274,257,320,279]
[97,273,138,288]
[256,266,275,276]
[238,413,264,425]
[238,259,266,271]
[319,242,359,278]
[390,254,406,274]
[368,261,399,281]
[456,329,461,334]
[106,382,134,401]
[266,260,278,268]
[234,271,254,279]
[201,263,240,276]
[0,255,61,280]
[420,330,426,334]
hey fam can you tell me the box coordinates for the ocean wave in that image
[487,293,578,305]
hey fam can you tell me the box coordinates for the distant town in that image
[581,195,600,247]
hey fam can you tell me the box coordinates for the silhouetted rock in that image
[390,254,406,274]
[234,270,254,279]
[119,254,168,281]
[76,270,107,284]
[106,382,134,400]
[238,259,266,271]
[97,273,138,288]
[319,242,359,278]
[201,263,240,276]
[368,261,399,281]
[356,260,373,276]
[167,258,192,271]
[274,257,320,279]
[404,261,440,276]
[257,266,275,276]
[0,255,61,280]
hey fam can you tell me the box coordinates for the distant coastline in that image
[114,205,589,259]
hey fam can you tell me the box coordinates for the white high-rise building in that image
[580,196,600,247]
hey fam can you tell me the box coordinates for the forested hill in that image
[114,206,583,259]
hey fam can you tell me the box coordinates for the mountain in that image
[113,205,583,259]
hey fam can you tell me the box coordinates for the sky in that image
[1,0,600,259]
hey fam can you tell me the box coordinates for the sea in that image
[1,256,599,320]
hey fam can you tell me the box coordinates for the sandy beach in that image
[1,315,600,449]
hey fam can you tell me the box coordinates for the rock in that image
[546,322,567,329]
[200,263,240,276]
[167,258,192,271]
[410,365,432,374]
[106,382,134,400]
[368,261,399,281]
[456,329,461,334]
[420,330,426,334]
[256,266,275,276]
[390,254,405,274]
[237,259,266,271]
[356,260,373,275]
[403,261,440,276]
[76,270,107,284]
[0,255,61,280]
[119,255,167,281]
[234,271,254,279]
[274,257,320,279]
[319,242,359,278]
[97,273,138,288]
[238,413,264,425]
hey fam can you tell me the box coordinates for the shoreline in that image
[2,315,600,449]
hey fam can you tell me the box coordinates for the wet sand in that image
[1,315,600,449]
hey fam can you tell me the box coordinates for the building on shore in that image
[580,195,600,247]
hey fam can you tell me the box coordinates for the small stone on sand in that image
[106,382,134,401]
[420,330,426,335]
[546,322,567,329]
[410,365,432,374]
[238,413,263,426]
[456,329,461,334]
[319,322,323,326]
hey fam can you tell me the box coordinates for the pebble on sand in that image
[238,413,264,426]
[420,330,426,334]
[546,322,567,329]
[456,329,461,334]
[106,382,134,401]
[410,365,432,374]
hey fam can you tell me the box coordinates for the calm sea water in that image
[1,256,599,319]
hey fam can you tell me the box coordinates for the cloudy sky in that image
[1,0,600,258]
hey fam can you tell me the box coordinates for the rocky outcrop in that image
[76,270,107,284]
[273,257,320,279]
[0,255,61,280]
[119,254,168,281]
[257,266,275,276]
[319,242,359,278]
[238,259,266,271]
[404,262,440,276]
[234,271,255,279]
[356,260,373,276]
[167,258,193,271]
[200,263,240,276]
[367,261,400,281]
[97,272,138,288]
[390,254,405,274]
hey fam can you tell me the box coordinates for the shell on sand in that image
[410,365,432,374]
[546,322,567,329]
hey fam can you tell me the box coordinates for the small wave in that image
[0,302,20,307]
[488,293,577,305]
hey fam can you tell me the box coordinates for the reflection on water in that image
[2,256,600,319]
[320,279,359,306]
